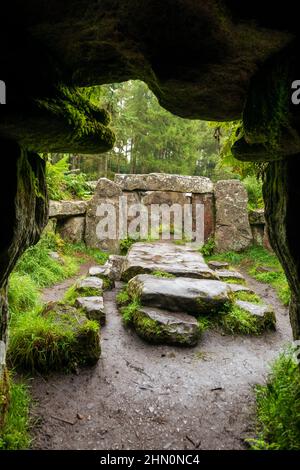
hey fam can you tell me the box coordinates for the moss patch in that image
[7,304,100,373]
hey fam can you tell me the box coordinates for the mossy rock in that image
[7,303,101,372]
[132,307,200,347]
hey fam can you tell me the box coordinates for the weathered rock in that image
[133,307,200,347]
[7,303,101,371]
[208,260,230,270]
[251,225,265,246]
[0,142,48,420]
[107,255,125,281]
[128,274,231,315]
[76,277,103,296]
[215,270,245,283]
[76,297,106,325]
[49,200,88,219]
[121,242,218,281]
[235,300,276,330]
[58,216,85,243]
[115,174,213,193]
[227,284,253,294]
[89,266,115,290]
[43,218,57,234]
[215,180,253,252]
[192,193,215,242]
[85,178,122,253]
[249,209,265,225]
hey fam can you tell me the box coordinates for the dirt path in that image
[30,271,292,450]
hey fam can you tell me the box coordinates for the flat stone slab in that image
[89,266,115,289]
[76,296,106,325]
[208,260,230,270]
[215,270,245,282]
[227,284,253,294]
[133,307,200,347]
[128,274,231,315]
[114,173,213,193]
[121,242,218,281]
[76,277,103,295]
[235,300,276,330]
[49,200,88,218]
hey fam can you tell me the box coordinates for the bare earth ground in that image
[29,267,292,450]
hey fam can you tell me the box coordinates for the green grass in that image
[205,245,290,306]
[233,291,263,303]
[218,305,263,335]
[248,350,300,450]
[63,283,102,306]
[0,378,31,450]
[63,242,109,265]
[116,286,130,307]
[152,270,175,278]
[7,305,100,372]
[120,298,140,326]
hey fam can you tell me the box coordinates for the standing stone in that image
[215,180,252,252]
[85,178,122,253]
[58,216,85,243]
[249,209,265,246]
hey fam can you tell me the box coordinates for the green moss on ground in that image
[248,350,300,450]
[63,284,102,306]
[7,304,100,373]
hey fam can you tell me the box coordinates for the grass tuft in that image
[248,350,300,450]
[0,377,31,450]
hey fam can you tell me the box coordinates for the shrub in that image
[120,237,135,255]
[243,175,264,209]
[248,350,300,450]
[200,238,215,257]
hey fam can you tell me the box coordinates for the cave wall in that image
[0,140,48,424]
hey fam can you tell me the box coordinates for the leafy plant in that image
[248,350,300,450]
[119,237,135,255]
[200,238,215,257]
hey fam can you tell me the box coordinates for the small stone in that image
[76,296,106,325]
[208,260,230,270]
[215,270,245,282]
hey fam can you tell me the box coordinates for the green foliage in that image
[63,283,101,306]
[46,155,92,201]
[63,242,109,265]
[243,175,264,209]
[233,291,262,304]
[7,306,99,372]
[0,378,31,450]
[200,238,215,257]
[120,299,140,326]
[205,246,290,306]
[14,232,79,288]
[120,237,135,255]
[116,287,130,307]
[8,273,41,316]
[197,316,212,333]
[248,351,300,450]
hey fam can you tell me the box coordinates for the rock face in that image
[85,178,122,253]
[76,297,106,325]
[128,274,231,315]
[235,300,276,330]
[49,200,87,218]
[115,173,213,193]
[133,307,200,347]
[214,180,253,252]
[0,141,48,423]
[121,242,217,281]
[58,216,85,243]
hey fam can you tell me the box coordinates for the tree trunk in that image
[263,156,300,339]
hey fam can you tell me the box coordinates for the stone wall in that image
[48,173,268,254]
